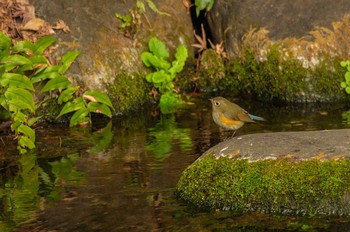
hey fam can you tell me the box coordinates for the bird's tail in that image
[249,114,266,121]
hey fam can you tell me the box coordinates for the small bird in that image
[210,97,265,135]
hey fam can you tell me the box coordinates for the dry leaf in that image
[53,19,70,33]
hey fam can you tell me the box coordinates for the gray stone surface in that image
[201,129,350,161]
[30,0,194,90]
[207,0,350,57]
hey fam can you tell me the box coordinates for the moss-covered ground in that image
[176,155,350,216]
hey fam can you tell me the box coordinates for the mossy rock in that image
[176,155,350,216]
[219,46,347,102]
[106,73,152,114]
[176,130,350,216]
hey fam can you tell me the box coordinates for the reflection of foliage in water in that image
[89,121,113,153]
[146,114,192,161]
[342,110,350,125]
[0,152,84,231]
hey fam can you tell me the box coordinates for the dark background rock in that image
[207,0,350,57]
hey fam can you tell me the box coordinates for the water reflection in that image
[0,100,350,231]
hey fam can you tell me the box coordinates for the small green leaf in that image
[58,86,79,104]
[56,97,85,119]
[13,111,27,124]
[1,54,33,71]
[195,0,214,16]
[340,61,348,67]
[87,102,112,117]
[27,116,42,127]
[145,0,170,16]
[83,90,114,109]
[18,135,36,150]
[151,70,168,83]
[69,107,90,127]
[136,0,146,13]
[346,87,350,94]
[149,37,169,59]
[5,87,35,112]
[345,72,350,84]
[341,82,347,89]
[33,36,57,55]
[18,124,36,141]
[13,40,35,55]
[29,55,48,65]
[31,68,61,83]
[141,52,154,67]
[0,32,12,58]
[0,73,34,90]
[40,76,71,92]
[58,51,81,74]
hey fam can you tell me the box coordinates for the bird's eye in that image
[215,101,220,106]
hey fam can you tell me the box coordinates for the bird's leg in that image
[230,130,237,138]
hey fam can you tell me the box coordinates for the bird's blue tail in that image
[248,114,266,121]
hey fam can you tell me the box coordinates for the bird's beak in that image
[209,98,213,102]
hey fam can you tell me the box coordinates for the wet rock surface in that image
[201,129,350,161]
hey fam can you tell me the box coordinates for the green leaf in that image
[195,0,214,16]
[58,51,81,74]
[341,82,347,89]
[340,61,349,67]
[29,55,48,65]
[0,73,34,90]
[58,86,79,104]
[56,97,85,119]
[33,36,57,55]
[83,90,114,109]
[69,107,90,127]
[136,0,146,13]
[18,135,36,150]
[149,37,169,59]
[5,87,35,112]
[346,87,350,95]
[145,0,170,16]
[13,40,35,55]
[18,124,35,141]
[175,44,188,62]
[159,92,184,114]
[0,32,12,58]
[141,52,153,67]
[31,67,61,83]
[87,102,112,117]
[1,54,33,71]
[27,116,42,127]
[40,76,71,92]
[151,70,168,83]
[345,72,350,85]
[13,111,27,124]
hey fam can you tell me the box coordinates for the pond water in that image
[2,98,350,232]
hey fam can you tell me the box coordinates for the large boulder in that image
[199,1,350,102]
[176,129,350,215]
[30,0,194,113]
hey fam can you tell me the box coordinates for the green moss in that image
[199,49,225,93]
[216,44,348,102]
[176,155,350,216]
[106,73,152,113]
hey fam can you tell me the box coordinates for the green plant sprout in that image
[340,60,350,94]
[115,0,169,34]
[195,0,215,16]
[0,32,114,154]
[141,37,188,113]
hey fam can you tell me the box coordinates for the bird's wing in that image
[223,108,255,123]
[236,112,255,123]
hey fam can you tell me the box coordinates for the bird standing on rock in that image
[210,97,266,135]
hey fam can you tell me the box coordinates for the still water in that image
[1,99,350,232]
